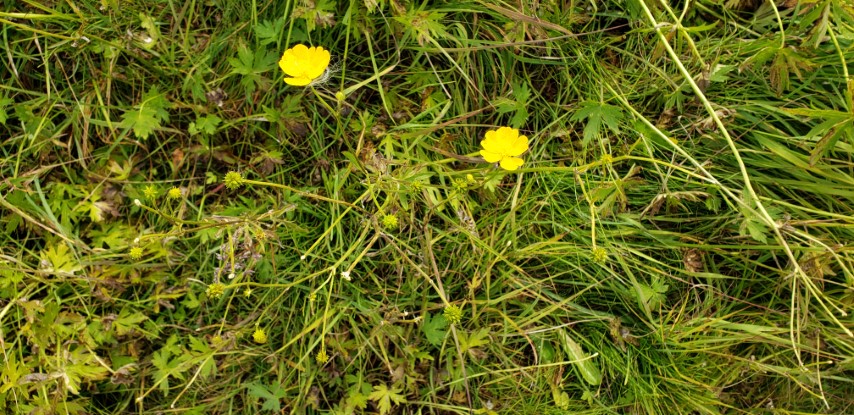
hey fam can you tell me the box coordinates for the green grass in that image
[1,0,853,414]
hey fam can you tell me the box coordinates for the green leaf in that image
[347,391,369,411]
[368,383,406,415]
[182,290,201,309]
[228,44,277,99]
[120,86,171,139]
[560,331,602,386]
[394,9,450,45]
[296,0,337,33]
[636,276,669,309]
[458,327,491,358]
[769,47,815,96]
[63,349,109,395]
[40,243,81,275]
[188,115,222,136]
[421,312,447,346]
[87,222,130,249]
[709,64,735,82]
[255,18,285,46]
[510,80,530,128]
[151,336,189,396]
[247,382,287,412]
[741,216,769,244]
[113,308,148,336]
[139,13,160,49]
[0,95,12,125]
[570,101,624,146]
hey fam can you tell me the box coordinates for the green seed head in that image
[129,247,143,260]
[381,214,399,230]
[224,171,244,190]
[206,282,226,299]
[444,304,463,325]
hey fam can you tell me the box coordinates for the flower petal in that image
[284,76,312,86]
[305,47,331,79]
[499,156,524,171]
[290,44,309,58]
[480,149,503,163]
[505,134,529,157]
[494,127,519,142]
[480,130,504,153]
[279,51,302,77]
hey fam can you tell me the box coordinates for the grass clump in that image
[1,0,853,414]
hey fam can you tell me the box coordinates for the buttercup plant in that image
[479,127,529,171]
[278,44,331,86]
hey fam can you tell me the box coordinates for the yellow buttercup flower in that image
[479,127,529,171]
[278,44,331,86]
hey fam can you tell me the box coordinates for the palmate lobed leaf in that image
[247,382,288,412]
[368,383,406,415]
[421,312,447,346]
[120,87,171,139]
[571,101,625,146]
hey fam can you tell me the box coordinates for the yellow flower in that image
[278,44,330,86]
[252,328,267,344]
[315,348,328,364]
[167,187,182,199]
[479,127,529,171]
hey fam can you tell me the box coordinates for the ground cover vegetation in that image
[1,0,853,413]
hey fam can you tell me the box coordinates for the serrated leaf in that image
[741,217,769,244]
[510,80,530,128]
[188,115,222,136]
[637,276,669,309]
[41,243,81,275]
[247,382,287,412]
[255,18,285,46]
[347,391,369,410]
[121,106,160,139]
[570,101,625,146]
[421,312,447,346]
[120,87,170,140]
[228,45,278,98]
[181,290,201,309]
[114,308,148,336]
[63,350,109,394]
[394,9,450,45]
[368,383,406,415]
[0,96,12,125]
[459,327,490,354]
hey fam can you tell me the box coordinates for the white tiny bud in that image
[300,255,306,260]
[134,199,142,206]
[341,271,351,281]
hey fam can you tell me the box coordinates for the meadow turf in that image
[1,0,853,413]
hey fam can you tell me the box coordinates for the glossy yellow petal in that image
[499,156,524,171]
[494,127,519,142]
[480,131,504,153]
[305,48,331,79]
[279,55,301,77]
[284,76,312,86]
[290,44,309,59]
[480,149,503,163]
[280,45,331,85]
[505,134,529,157]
